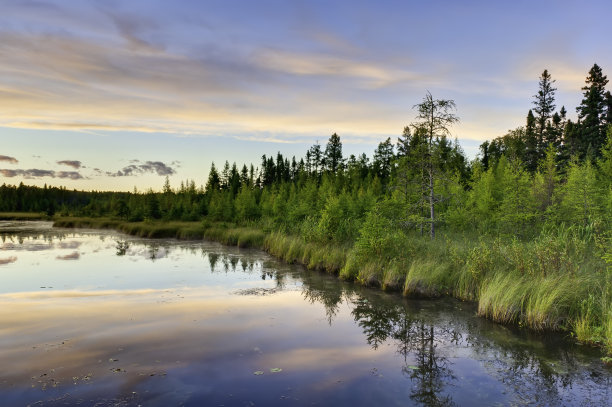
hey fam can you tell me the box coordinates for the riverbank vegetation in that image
[2,65,612,357]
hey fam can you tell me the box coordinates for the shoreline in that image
[45,216,611,362]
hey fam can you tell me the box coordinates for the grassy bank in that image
[0,212,49,220]
[50,215,611,358]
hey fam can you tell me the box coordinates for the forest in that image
[2,63,612,359]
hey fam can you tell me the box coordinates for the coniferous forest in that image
[2,64,612,359]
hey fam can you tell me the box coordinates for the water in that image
[0,221,610,406]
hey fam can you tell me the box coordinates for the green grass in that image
[0,212,49,220]
[403,259,451,297]
[264,232,348,273]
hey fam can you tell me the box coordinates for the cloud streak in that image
[107,161,176,177]
[0,155,18,164]
[57,160,82,169]
[0,169,84,179]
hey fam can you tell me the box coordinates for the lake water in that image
[0,221,610,406]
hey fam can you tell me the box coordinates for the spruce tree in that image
[205,163,220,194]
[323,133,344,174]
[533,69,557,155]
[396,126,412,158]
[525,109,538,171]
[372,137,395,182]
[576,63,609,158]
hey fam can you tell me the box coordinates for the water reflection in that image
[0,255,17,265]
[56,251,80,260]
[0,222,610,407]
[115,240,130,256]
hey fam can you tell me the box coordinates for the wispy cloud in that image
[0,169,84,179]
[0,155,18,164]
[57,160,82,169]
[253,48,424,89]
[107,161,176,177]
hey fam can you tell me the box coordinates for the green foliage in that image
[559,159,603,226]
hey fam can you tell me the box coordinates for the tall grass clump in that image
[478,272,529,325]
[403,259,451,297]
[264,231,348,273]
[525,274,592,330]
[381,260,405,291]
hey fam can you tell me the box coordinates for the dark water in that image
[0,221,610,407]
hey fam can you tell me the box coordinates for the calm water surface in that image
[0,221,610,406]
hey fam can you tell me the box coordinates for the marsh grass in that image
[264,232,348,273]
[0,212,49,220]
[403,260,451,297]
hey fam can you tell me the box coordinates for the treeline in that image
[1,64,611,242]
[0,180,207,222]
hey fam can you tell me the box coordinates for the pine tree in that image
[576,63,609,158]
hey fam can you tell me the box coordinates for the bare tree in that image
[411,92,459,239]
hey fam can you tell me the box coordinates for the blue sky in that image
[1,0,610,191]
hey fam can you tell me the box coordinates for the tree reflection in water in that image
[299,269,457,406]
[115,240,129,255]
[352,295,456,406]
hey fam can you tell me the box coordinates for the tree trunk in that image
[429,163,435,239]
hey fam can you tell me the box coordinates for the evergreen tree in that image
[144,191,162,220]
[221,161,231,190]
[396,126,412,158]
[576,63,609,158]
[323,133,344,174]
[229,163,241,195]
[605,91,612,127]
[525,109,538,171]
[162,176,172,194]
[533,69,557,154]
[307,143,323,178]
[240,164,249,187]
[205,163,221,194]
[479,140,490,170]
[372,137,394,182]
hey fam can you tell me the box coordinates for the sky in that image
[1,0,611,191]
